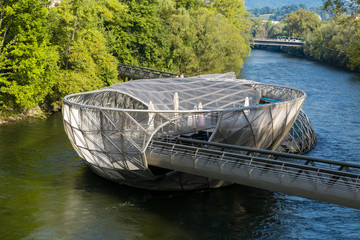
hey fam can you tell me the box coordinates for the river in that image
[1,49,359,239]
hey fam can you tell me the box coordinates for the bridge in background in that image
[253,38,304,48]
[116,39,303,80]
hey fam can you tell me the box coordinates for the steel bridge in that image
[148,137,360,209]
[253,38,304,48]
[117,63,360,209]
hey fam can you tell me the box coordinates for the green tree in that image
[303,14,360,70]
[166,8,196,74]
[322,1,360,70]
[105,0,171,70]
[348,28,360,69]
[250,18,286,39]
[285,9,321,37]
[211,0,251,34]
[250,17,265,38]
[167,7,250,75]
[0,0,58,112]
[323,0,360,15]
[175,0,204,9]
[267,22,286,38]
[49,0,119,110]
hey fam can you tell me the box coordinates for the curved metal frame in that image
[62,74,311,190]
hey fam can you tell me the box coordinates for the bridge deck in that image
[117,63,360,209]
[147,137,360,209]
[253,39,304,48]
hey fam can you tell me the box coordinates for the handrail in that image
[252,39,304,47]
[148,138,360,209]
[151,139,360,179]
[175,137,360,169]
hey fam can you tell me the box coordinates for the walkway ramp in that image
[147,137,360,209]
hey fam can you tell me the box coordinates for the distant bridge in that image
[117,39,303,80]
[253,38,304,48]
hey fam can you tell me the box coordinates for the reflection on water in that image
[62,174,282,240]
[0,113,282,240]
[1,50,360,239]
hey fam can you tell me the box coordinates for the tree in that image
[167,7,250,75]
[175,0,204,9]
[210,0,251,34]
[285,9,321,37]
[267,21,287,38]
[48,0,119,110]
[322,1,360,70]
[303,14,360,70]
[323,0,360,15]
[105,0,171,69]
[0,0,254,115]
[347,27,360,70]
[0,0,58,112]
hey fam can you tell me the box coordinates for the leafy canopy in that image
[323,0,360,15]
[285,9,321,37]
[0,0,58,111]
[1,0,253,115]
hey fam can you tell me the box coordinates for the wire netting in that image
[63,73,313,188]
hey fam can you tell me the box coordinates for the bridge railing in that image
[253,38,304,47]
[173,137,360,172]
[148,137,360,209]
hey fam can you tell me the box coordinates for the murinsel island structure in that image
[63,72,360,209]
[63,73,311,188]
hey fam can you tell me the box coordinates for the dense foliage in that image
[251,9,360,71]
[249,4,307,20]
[0,0,251,115]
[304,15,360,70]
[323,0,360,16]
[0,0,58,111]
[285,10,321,37]
[249,4,332,21]
[245,0,322,9]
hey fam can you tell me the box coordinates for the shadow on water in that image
[0,113,292,240]
[72,169,360,240]
[72,167,289,240]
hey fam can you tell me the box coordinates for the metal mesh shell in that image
[62,73,307,188]
[276,109,317,154]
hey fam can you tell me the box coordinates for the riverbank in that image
[253,45,305,57]
[0,43,356,126]
[0,107,46,125]
[253,45,360,72]
[2,49,359,240]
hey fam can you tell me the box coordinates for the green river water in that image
[1,49,360,239]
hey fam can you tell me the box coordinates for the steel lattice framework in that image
[148,137,360,209]
[276,109,317,154]
[63,73,314,190]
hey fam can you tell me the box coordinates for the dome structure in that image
[63,73,310,190]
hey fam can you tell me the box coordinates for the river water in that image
[1,49,359,239]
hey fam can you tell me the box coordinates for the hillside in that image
[249,4,332,21]
[245,0,323,9]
